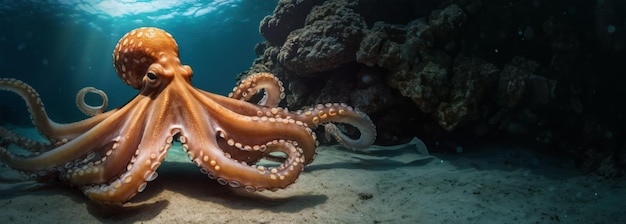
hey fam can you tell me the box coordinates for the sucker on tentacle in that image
[0,127,55,153]
[225,74,376,150]
[64,98,150,187]
[81,130,170,204]
[187,135,306,192]
[295,103,376,150]
[228,72,285,107]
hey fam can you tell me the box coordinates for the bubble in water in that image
[607,25,616,34]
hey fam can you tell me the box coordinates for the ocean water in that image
[0,0,275,123]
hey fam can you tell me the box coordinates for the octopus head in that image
[112,27,192,90]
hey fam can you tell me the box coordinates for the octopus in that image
[0,27,376,205]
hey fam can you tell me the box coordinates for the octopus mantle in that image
[0,27,376,205]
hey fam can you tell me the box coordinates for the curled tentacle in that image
[0,78,53,138]
[220,114,318,164]
[228,73,285,107]
[222,76,377,150]
[213,126,304,166]
[296,103,376,150]
[188,135,305,192]
[0,78,116,143]
[76,87,108,116]
[214,130,266,165]
[193,87,318,164]
[207,88,376,151]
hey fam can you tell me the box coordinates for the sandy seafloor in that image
[0,126,625,224]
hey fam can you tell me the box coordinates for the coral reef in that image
[259,0,326,45]
[242,0,626,177]
[277,0,365,74]
[436,55,498,131]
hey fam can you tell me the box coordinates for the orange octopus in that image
[0,27,376,204]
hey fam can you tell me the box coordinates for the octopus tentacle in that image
[0,127,55,152]
[0,127,122,180]
[217,115,316,153]
[81,121,172,204]
[214,85,376,150]
[214,133,266,164]
[183,86,314,188]
[63,99,151,185]
[0,78,117,143]
[214,134,295,165]
[193,88,318,164]
[75,87,109,116]
[61,140,117,185]
[202,91,299,132]
[0,97,145,173]
[0,129,111,173]
[79,88,184,204]
[228,73,285,107]
[215,100,376,150]
[186,131,305,192]
[225,117,317,164]
[296,103,376,150]
[201,90,278,116]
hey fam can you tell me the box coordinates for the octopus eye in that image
[146,72,157,80]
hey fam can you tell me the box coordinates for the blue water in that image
[0,0,275,123]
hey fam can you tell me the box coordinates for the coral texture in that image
[277,0,366,74]
[243,0,626,176]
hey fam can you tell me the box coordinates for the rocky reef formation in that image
[240,0,626,177]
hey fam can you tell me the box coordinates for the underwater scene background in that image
[1,0,626,223]
[0,0,275,123]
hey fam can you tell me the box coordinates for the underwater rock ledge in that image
[239,0,626,177]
